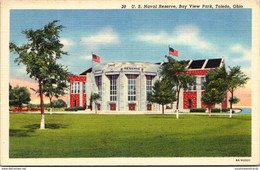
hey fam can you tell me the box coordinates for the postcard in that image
[0,0,259,166]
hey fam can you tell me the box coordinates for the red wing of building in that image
[67,76,87,108]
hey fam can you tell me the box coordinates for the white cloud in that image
[60,38,75,50]
[81,26,120,50]
[80,55,92,60]
[137,24,215,51]
[230,44,251,62]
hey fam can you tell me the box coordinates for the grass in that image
[9,113,251,158]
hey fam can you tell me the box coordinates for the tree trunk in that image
[49,96,53,115]
[95,101,97,114]
[176,87,180,110]
[229,90,233,118]
[162,104,164,114]
[176,87,180,119]
[209,105,211,117]
[39,78,45,129]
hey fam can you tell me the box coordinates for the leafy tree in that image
[42,63,70,112]
[226,66,249,118]
[147,79,176,114]
[228,96,240,106]
[10,20,68,129]
[160,56,195,119]
[201,66,228,116]
[52,99,67,108]
[90,93,100,114]
[9,85,31,108]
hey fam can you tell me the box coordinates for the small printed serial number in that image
[236,159,250,161]
[2,168,26,170]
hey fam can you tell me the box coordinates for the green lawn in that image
[9,113,251,158]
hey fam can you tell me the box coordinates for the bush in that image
[76,106,86,110]
[52,99,67,108]
[211,108,221,113]
[190,108,206,112]
[64,106,86,111]
[65,107,78,111]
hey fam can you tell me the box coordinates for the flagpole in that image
[91,52,93,111]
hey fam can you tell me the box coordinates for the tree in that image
[42,63,70,113]
[52,99,67,108]
[90,93,100,114]
[160,56,195,119]
[10,20,68,129]
[226,66,249,118]
[201,66,228,116]
[147,79,176,114]
[9,85,31,108]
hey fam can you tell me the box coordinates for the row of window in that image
[188,77,206,91]
[71,82,86,94]
[71,77,206,100]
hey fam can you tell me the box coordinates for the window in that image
[188,99,192,108]
[96,76,102,100]
[71,82,78,93]
[109,75,118,101]
[189,77,197,91]
[71,82,74,94]
[201,77,206,90]
[127,75,137,101]
[83,82,86,93]
[146,75,153,100]
[77,82,80,93]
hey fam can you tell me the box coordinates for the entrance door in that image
[74,100,77,107]
[129,104,136,111]
[188,99,192,108]
[110,103,116,111]
[147,104,152,111]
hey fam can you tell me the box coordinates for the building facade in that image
[67,58,228,112]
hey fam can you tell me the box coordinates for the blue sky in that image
[10,9,251,79]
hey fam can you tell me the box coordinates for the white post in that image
[229,109,233,118]
[176,109,179,119]
[40,114,45,129]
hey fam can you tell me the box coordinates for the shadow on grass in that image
[24,123,68,130]
[9,129,34,137]
[150,115,175,119]
[10,123,68,137]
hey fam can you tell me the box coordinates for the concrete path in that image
[10,110,233,116]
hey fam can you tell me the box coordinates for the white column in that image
[86,73,92,108]
[197,77,202,108]
[119,72,125,111]
[140,72,146,111]
[101,73,109,111]
[80,82,83,107]
[67,87,70,108]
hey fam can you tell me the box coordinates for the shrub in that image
[76,106,86,110]
[64,106,86,111]
[52,99,67,108]
[65,107,78,111]
[211,108,221,113]
[190,108,206,112]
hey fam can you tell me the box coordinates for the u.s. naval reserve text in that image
[121,4,243,9]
